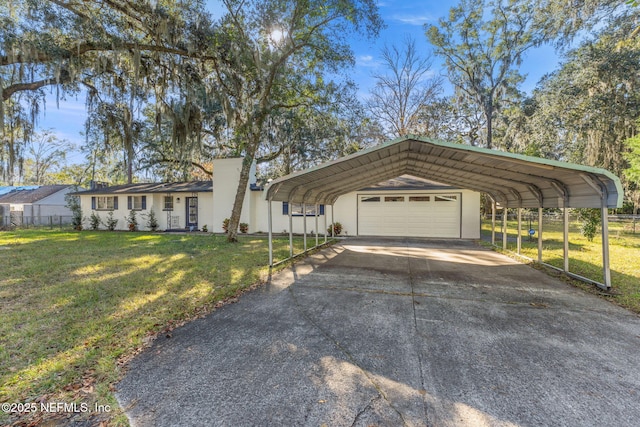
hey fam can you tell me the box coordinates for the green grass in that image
[0,230,311,426]
[481,217,640,312]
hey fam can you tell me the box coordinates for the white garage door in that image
[357,193,461,238]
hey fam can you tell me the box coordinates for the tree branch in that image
[2,71,72,101]
[1,41,212,67]
[153,156,213,176]
[256,145,285,164]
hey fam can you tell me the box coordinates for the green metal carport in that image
[264,136,623,289]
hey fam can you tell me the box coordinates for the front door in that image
[186,197,198,228]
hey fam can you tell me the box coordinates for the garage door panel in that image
[358,193,460,238]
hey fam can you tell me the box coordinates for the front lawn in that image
[0,230,308,426]
[481,216,640,312]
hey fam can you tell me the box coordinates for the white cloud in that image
[357,55,379,67]
[390,14,434,26]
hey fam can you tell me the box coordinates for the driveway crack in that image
[287,285,409,427]
[406,239,431,424]
[350,394,381,427]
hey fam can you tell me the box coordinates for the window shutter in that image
[282,202,288,215]
[320,205,325,215]
[114,197,118,210]
[127,196,132,210]
[91,197,96,210]
[142,196,147,210]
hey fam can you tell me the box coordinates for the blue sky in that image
[37,0,561,164]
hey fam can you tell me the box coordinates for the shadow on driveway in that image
[116,238,640,427]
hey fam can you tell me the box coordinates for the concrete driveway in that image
[116,238,640,427]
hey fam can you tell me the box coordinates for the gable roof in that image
[73,181,212,195]
[265,136,623,208]
[0,185,72,204]
[358,175,456,191]
[0,185,40,196]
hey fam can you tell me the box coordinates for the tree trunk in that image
[125,119,134,184]
[485,101,493,150]
[226,150,256,242]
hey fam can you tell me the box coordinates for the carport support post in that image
[491,199,496,245]
[331,204,335,238]
[563,207,570,273]
[288,200,293,258]
[601,205,612,288]
[538,207,543,263]
[502,206,508,251]
[315,204,319,247]
[323,205,327,243]
[517,207,522,255]
[268,198,273,266]
[303,202,307,253]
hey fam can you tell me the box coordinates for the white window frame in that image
[131,196,144,210]
[163,196,174,211]
[96,196,115,210]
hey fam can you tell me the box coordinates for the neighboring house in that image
[0,185,79,226]
[75,157,481,238]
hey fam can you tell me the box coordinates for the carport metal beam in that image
[503,206,508,251]
[268,198,334,268]
[538,207,543,264]
[265,137,622,289]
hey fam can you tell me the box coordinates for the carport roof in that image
[265,136,623,208]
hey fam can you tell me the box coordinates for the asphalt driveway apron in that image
[116,238,640,427]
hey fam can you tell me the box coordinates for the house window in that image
[385,196,404,202]
[163,196,174,211]
[127,195,147,210]
[282,202,325,216]
[409,196,430,202]
[94,196,117,210]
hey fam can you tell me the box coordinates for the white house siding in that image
[250,193,328,235]
[247,187,480,239]
[80,191,214,231]
[78,158,480,237]
[212,158,253,233]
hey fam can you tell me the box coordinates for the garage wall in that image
[461,190,481,239]
[252,188,480,239]
[332,189,480,239]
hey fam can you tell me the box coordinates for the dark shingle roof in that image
[0,185,72,203]
[73,181,213,195]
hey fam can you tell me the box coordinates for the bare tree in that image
[366,36,443,138]
[23,130,71,184]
